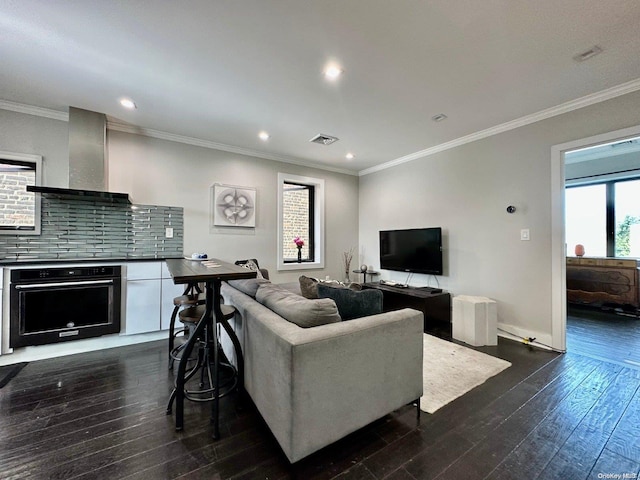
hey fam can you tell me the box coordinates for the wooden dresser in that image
[566,257,640,308]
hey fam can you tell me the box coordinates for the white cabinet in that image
[161,262,186,330]
[123,261,187,335]
[124,262,162,335]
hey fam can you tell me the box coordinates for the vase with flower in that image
[294,236,304,263]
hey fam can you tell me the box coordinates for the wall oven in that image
[10,266,121,348]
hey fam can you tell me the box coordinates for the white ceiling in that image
[1,0,640,174]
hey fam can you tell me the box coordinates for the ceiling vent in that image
[573,45,602,63]
[309,134,339,145]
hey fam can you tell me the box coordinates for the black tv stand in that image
[414,286,443,294]
[362,282,451,339]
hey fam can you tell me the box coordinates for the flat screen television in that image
[379,227,443,275]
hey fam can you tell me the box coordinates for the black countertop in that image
[0,256,183,267]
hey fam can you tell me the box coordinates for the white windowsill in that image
[277,261,324,271]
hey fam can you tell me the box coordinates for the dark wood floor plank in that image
[603,382,640,463]
[588,448,640,480]
[322,463,378,480]
[488,361,623,479]
[567,305,640,369]
[426,354,600,480]
[403,353,593,480]
[381,467,417,480]
[537,365,640,479]
[366,344,561,479]
[4,329,639,480]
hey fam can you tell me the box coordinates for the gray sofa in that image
[220,279,424,463]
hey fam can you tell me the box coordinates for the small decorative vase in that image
[575,244,585,257]
[344,271,350,283]
[297,246,302,263]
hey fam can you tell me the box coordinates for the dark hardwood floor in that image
[1,336,640,479]
[567,304,640,369]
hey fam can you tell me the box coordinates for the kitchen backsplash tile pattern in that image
[0,196,183,261]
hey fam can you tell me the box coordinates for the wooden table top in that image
[165,258,256,284]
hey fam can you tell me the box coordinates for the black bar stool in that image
[166,302,238,411]
[168,283,205,370]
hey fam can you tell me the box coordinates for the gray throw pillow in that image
[256,284,341,328]
[237,259,264,279]
[227,278,271,298]
[299,276,363,299]
[317,283,383,320]
[298,275,319,299]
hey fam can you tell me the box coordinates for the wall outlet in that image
[165,227,174,238]
[520,228,530,241]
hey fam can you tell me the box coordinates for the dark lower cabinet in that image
[362,283,452,338]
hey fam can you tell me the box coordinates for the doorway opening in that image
[554,130,640,368]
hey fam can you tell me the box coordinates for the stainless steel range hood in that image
[27,107,130,203]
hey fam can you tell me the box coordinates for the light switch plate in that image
[165,227,174,238]
[520,229,530,241]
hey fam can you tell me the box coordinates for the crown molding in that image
[107,121,357,176]
[4,76,640,179]
[0,98,357,176]
[0,99,68,121]
[358,77,640,176]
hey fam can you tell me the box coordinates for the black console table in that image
[362,282,452,338]
[352,269,380,284]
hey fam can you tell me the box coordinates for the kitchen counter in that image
[0,256,184,266]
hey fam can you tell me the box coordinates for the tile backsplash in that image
[0,196,183,261]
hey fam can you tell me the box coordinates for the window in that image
[0,152,42,235]
[565,184,606,256]
[615,179,640,257]
[277,173,324,270]
[565,178,640,257]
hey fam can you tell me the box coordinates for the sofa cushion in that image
[256,283,341,328]
[236,259,265,279]
[317,283,383,320]
[227,277,271,298]
[299,275,319,299]
[299,275,363,299]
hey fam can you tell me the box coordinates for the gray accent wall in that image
[107,130,359,283]
[0,109,358,281]
[359,89,640,347]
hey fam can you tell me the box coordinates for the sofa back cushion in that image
[317,283,383,320]
[256,283,341,328]
[227,278,271,298]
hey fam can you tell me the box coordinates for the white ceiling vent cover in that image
[309,134,339,145]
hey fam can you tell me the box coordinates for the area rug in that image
[421,334,511,413]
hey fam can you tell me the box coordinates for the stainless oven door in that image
[10,277,121,348]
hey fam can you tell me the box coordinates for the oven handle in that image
[14,279,115,289]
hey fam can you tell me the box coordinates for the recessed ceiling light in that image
[258,131,270,141]
[324,64,343,80]
[431,113,448,122]
[345,153,355,160]
[119,98,136,109]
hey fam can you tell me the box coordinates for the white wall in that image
[107,130,359,283]
[0,109,69,188]
[359,90,640,348]
[0,109,359,282]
